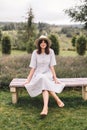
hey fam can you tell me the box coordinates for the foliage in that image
[71,36,77,47]
[76,35,87,55]
[15,30,27,50]
[65,0,87,28]
[49,34,60,55]
[2,23,16,30]
[60,27,75,38]
[0,30,2,41]
[1,22,26,31]
[1,35,11,54]
[26,8,35,40]
[0,55,30,89]
[38,22,50,35]
[1,23,87,52]
[26,37,35,53]
[1,54,87,89]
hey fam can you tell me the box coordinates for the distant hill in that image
[0,21,84,29]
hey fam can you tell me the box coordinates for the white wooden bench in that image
[9,78,87,104]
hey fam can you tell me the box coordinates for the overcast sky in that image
[0,0,82,25]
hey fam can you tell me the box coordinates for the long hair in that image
[37,39,50,54]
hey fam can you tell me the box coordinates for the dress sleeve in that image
[50,49,56,66]
[29,50,37,68]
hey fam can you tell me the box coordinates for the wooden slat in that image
[9,78,87,87]
[9,78,26,87]
[60,78,87,87]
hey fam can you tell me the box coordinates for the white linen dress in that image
[25,48,65,97]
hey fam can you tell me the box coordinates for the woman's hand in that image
[50,66,60,84]
[53,77,60,84]
[23,79,29,86]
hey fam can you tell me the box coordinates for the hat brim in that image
[35,37,51,47]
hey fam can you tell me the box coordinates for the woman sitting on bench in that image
[24,35,65,117]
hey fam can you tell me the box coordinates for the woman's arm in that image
[50,66,60,84]
[24,68,35,85]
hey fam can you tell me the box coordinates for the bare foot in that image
[57,100,65,108]
[40,107,48,116]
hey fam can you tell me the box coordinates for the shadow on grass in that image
[11,95,43,110]
[10,94,87,110]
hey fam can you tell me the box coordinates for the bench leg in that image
[82,86,87,100]
[10,87,18,104]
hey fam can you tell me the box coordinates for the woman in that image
[24,35,65,116]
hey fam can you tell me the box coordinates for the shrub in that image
[0,55,30,89]
[1,55,87,89]
[0,30,2,41]
[26,37,35,53]
[76,35,87,55]
[49,34,60,55]
[1,35,11,54]
[71,36,77,47]
[66,33,72,37]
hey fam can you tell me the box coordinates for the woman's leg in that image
[40,90,49,115]
[49,91,64,107]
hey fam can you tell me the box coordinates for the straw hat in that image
[35,35,51,47]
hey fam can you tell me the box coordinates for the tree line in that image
[0,0,87,56]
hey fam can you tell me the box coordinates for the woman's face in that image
[40,40,47,49]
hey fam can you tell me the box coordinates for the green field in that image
[0,89,87,130]
[0,49,87,57]
[0,50,77,58]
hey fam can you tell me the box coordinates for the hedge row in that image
[0,54,87,89]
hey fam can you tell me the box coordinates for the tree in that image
[65,0,87,28]
[26,7,35,40]
[71,36,77,47]
[49,34,60,55]
[76,35,87,55]
[2,35,11,54]
[0,30,2,41]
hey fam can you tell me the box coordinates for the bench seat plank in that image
[9,78,87,87]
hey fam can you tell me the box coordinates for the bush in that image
[49,34,60,55]
[76,35,87,55]
[71,36,77,47]
[1,35,11,54]
[0,30,2,41]
[1,55,87,89]
[0,55,30,89]
[55,56,87,78]
[26,37,35,53]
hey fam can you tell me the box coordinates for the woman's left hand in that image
[23,79,29,86]
[53,77,60,84]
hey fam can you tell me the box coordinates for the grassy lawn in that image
[60,50,87,57]
[0,49,87,57]
[0,50,27,57]
[60,50,78,57]
[0,88,87,130]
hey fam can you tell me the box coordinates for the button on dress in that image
[25,49,65,97]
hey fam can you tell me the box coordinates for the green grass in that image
[0,49,87,57]
[12,50,27,55]
[60,50,78,57]
[0,88,87,130]
[0,50,27,57]
[60,50,87,57]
